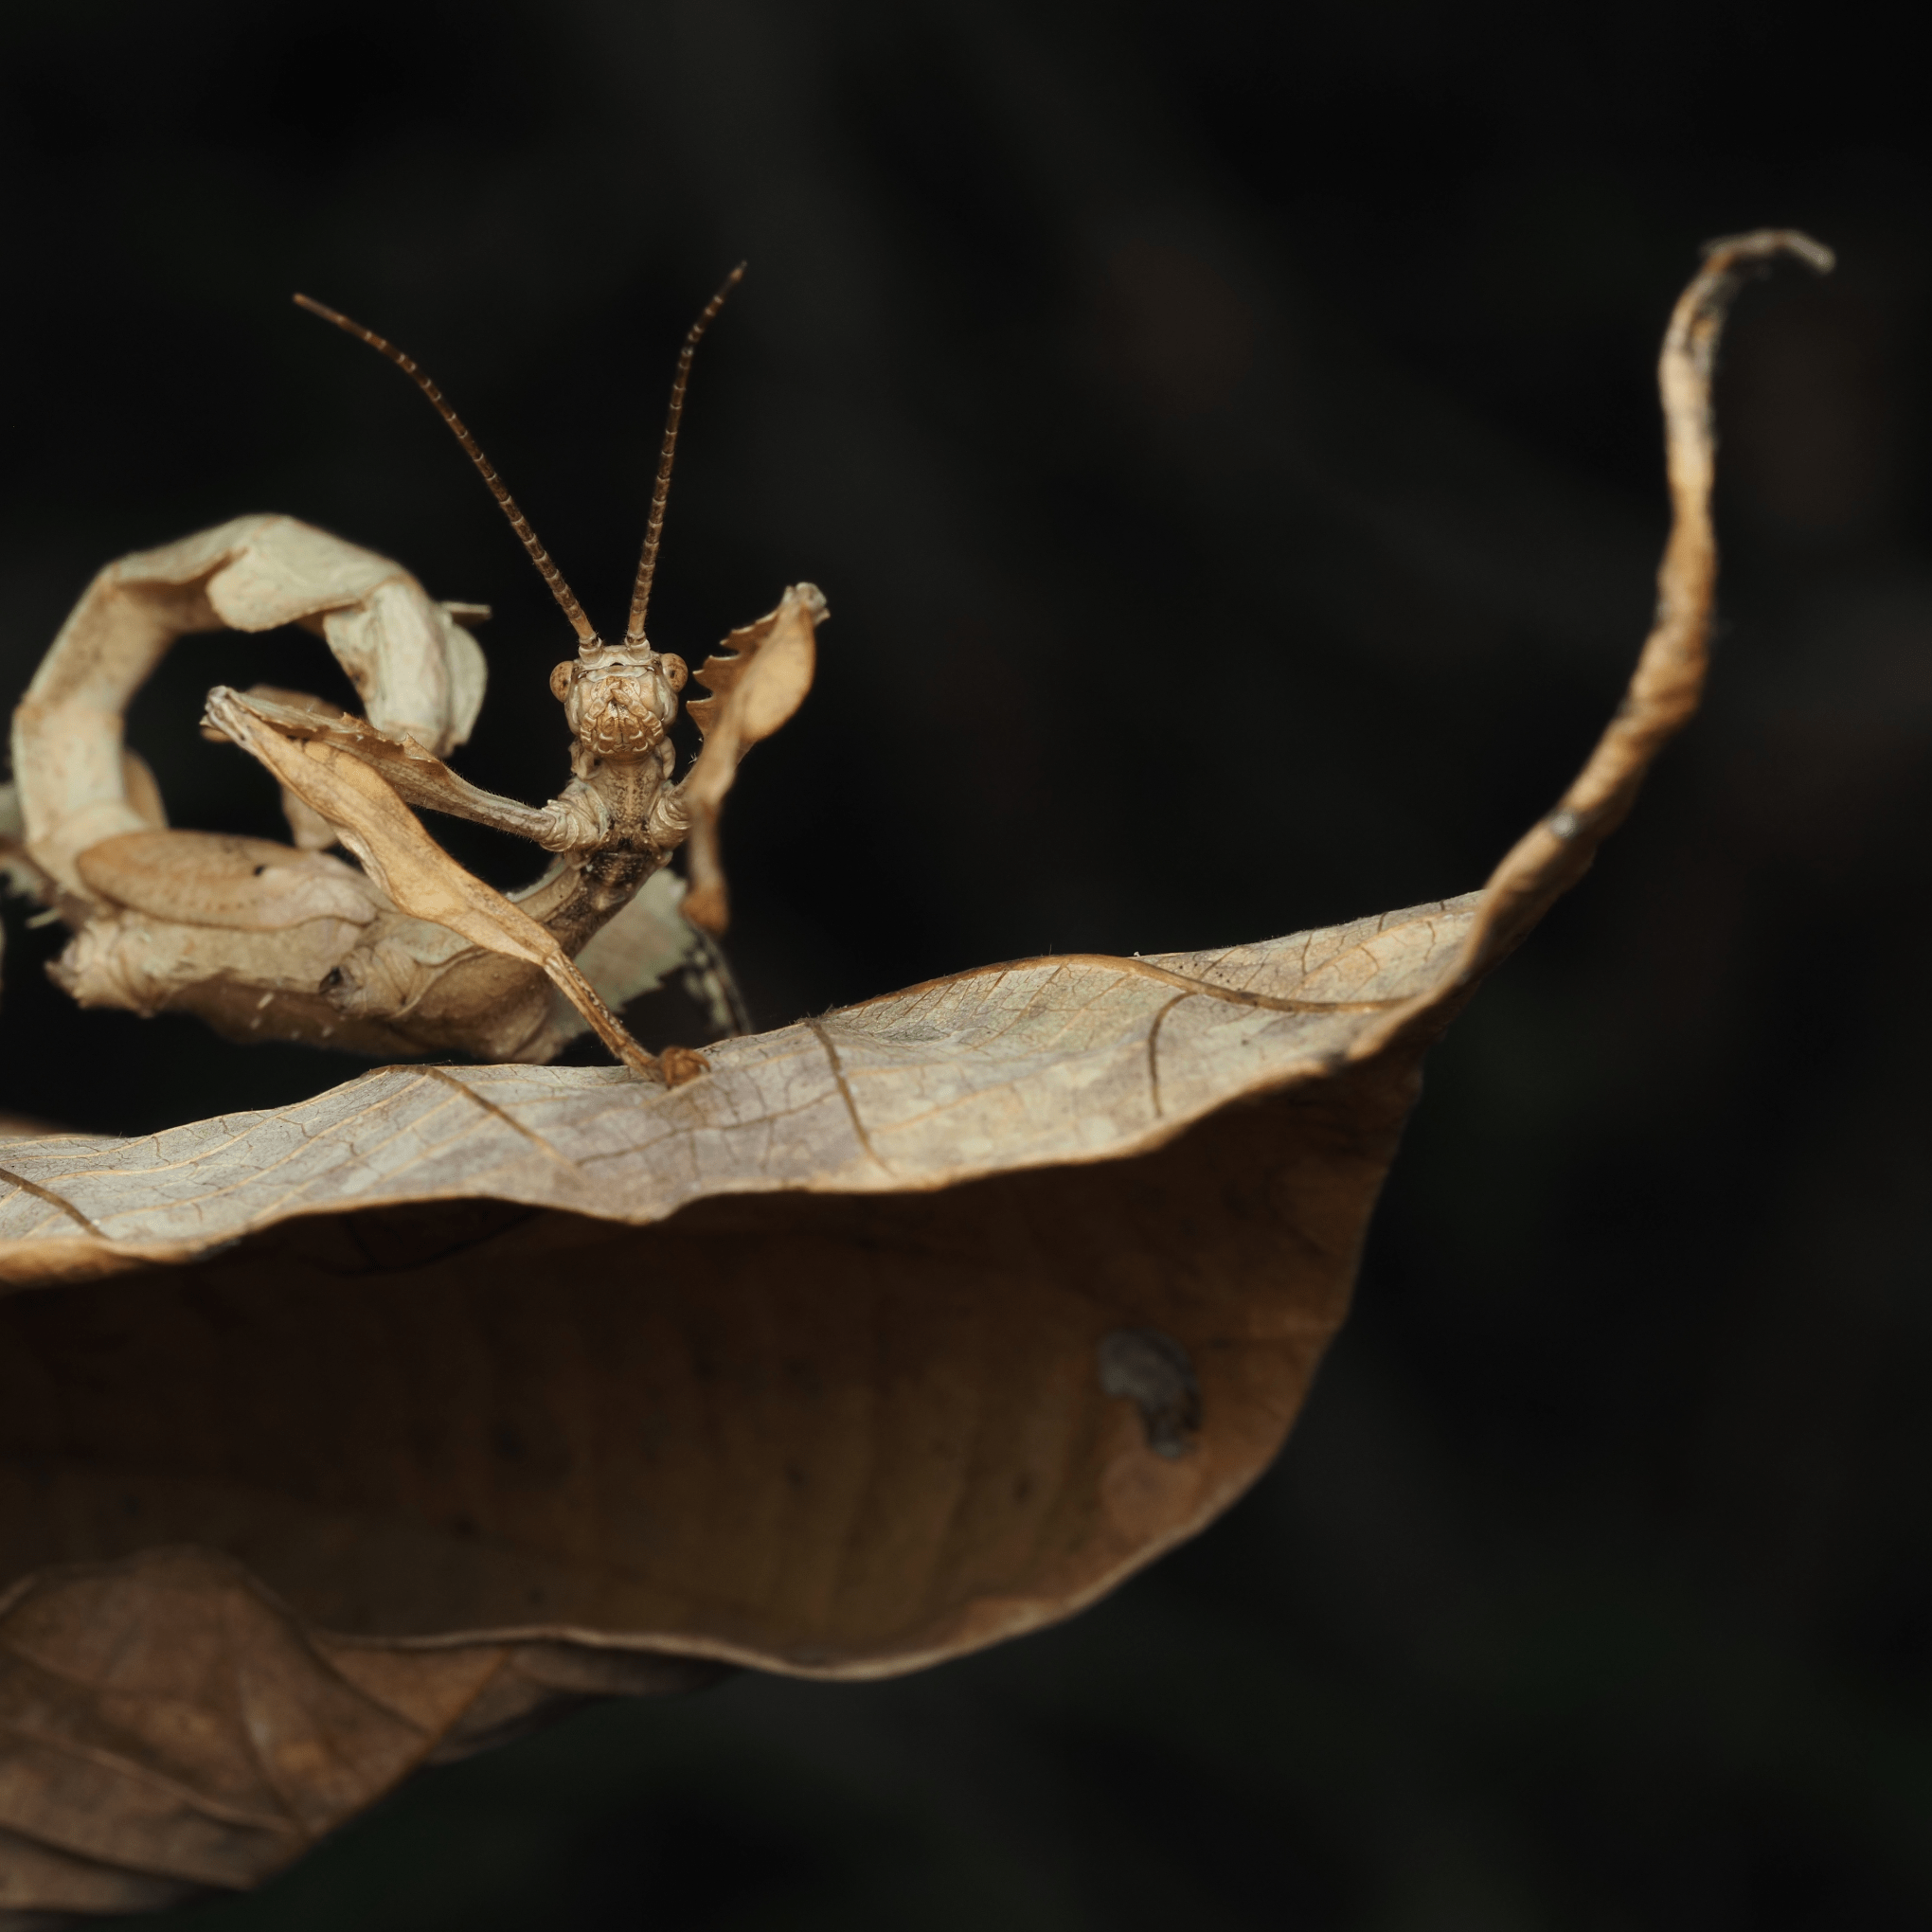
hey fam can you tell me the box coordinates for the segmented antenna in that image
[293,294,600,650]
[624,263,746,649]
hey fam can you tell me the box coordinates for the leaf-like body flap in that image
[203,689,657,1077]
[75,831,380,932]
[9,516,485,901]
[684,583,822,751]
[209,686,566,849]
[679,583,823,932]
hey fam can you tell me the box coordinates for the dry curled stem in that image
[1424,228,1838,1002]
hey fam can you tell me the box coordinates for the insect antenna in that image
[624,262,746,651]
[293,294,601,651]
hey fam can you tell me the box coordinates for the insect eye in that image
[548,662,576,701]
[659,654,689,692]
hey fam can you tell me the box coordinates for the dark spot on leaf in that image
[1098,1328,1201,1459]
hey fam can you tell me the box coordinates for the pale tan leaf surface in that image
[0,233,1828,1920]
[0,895,1469,1270]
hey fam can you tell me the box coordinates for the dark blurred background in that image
[3,1,1930,1925]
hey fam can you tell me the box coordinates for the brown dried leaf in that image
[0,1549,717,1918]
[0,232,1830,1920]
